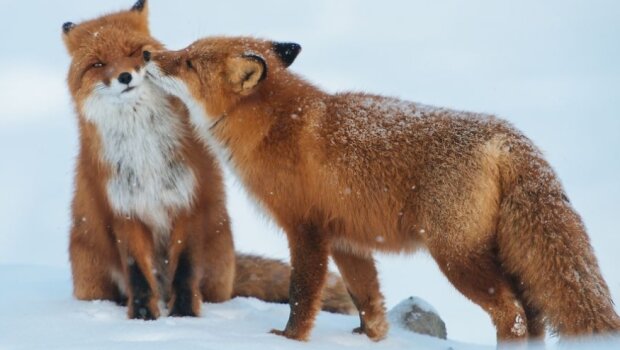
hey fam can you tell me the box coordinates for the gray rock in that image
[388,296,447,339]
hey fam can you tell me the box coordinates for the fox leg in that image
[167,215,203,317]
[428,242,529,343]
[70,221,122,303]
[331,248,388,341]
[114,219,160,320]
[270,222,329,341]
[167,204,235,316]
[167,247,201,317]
[513,284,546,341]
[200,208,235,303]
[523,301,545,340]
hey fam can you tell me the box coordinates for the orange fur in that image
[146,36,620,343]
[64,1,354,320]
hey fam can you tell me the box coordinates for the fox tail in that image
[233,254,356,314]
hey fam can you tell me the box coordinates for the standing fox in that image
[145,36,620,343]
[62,0,354,320]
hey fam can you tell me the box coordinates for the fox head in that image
[145,36,301,122]
[63,0,162,106]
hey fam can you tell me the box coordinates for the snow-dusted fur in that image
[146,36,620,344]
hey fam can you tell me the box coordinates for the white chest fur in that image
[83,83,196,235]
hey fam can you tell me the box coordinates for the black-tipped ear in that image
[62,22,76,34]
[242,53,268,83]
[131,0,146,12]
[272,42,301,68]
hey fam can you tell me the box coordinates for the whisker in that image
[209,114,227,131]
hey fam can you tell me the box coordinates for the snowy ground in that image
[1,266,618,350]
[0,266,490,350]
[1,0,619,349]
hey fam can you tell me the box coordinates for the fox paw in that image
[129,305,158,321]
[353,317,389,341]
[169,307,198,317]
[168,293,199,317]
[270,328,309,342]
[128,298,159,321]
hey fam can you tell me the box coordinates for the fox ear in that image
[62,22,78,52]
[272,42,301,68]
[227,54,268,95]
[131,0,147,12]
[130,0,150,33]
[62,22,76,35]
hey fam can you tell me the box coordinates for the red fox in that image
[62,0,354,320]
[144,36,620,343]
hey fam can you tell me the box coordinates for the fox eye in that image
[186,60,194,70]
[129,48,141,57]
[92,62,104,68]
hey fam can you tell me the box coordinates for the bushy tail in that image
[496,143,620,338]
[233,254,356,314]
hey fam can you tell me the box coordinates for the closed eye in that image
[82,61,105,78]
[129,47,142,57]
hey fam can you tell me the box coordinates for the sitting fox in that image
[144,36,620,344]
[62,0,354,320]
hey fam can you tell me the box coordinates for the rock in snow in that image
[388,296,447,339]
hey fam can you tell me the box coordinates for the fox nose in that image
[118,72,133,85]
[143,50,151,62]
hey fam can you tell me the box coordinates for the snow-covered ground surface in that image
[1,0,619,349]
[0,266,488,350]
[1,266,618,350]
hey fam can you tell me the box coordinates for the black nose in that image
[143,50,151,62]
[118,72,133,85]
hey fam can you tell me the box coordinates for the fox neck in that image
[80,82,196,235]
[201,75,326,176]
